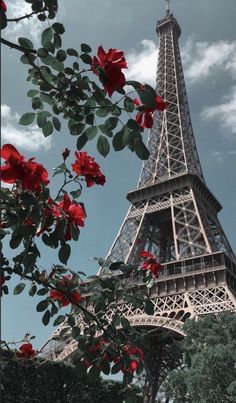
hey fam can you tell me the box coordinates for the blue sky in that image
[1,0,236,349]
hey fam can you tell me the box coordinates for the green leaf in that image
[37,47,48,58]
[27,89,39,97]
[10,235,22,249]
[32,97,43,110]
[121,316,130,330]
[99,124,112,137]
[37,111,49,128]
[20,53,36,64]
[81,43,92,53]
[52,116,61,131]
[18,37,34,49]
[71,225,79,241]
[134,140,150,160]
[104,117,118,131]
[29,284,37,297]
[125,80,141,89]
[124,96,135,113]
[52,163,66,177]
[80,54,92,64]
[40,67,53,83]
[52,22,65,34]
[144,299,154,315]
[70,189,81,199]
[96,108,109,118]
[56,49,67,62]
[53,33,62,49]
[42,309,50,326]
[68,315,75,327]
[42,120,53,137]
[40,92,55,105]
[97,135,110,157]
[0,11,7,30]
[71,326,80,339]
[13,283,26,295]
[58,243,71,264]
[36,299,49,312]
[85,126,97,140]
[67,48,78,57]
[37,13,46,22]
[112,130,126,151]
[37,288,48,296]
[76,133,88,150]
[111,362,122,374]
[138,85,157,108]
[53,315,66,326]
[41,27,53,47]
[19,113,35,126]
[69,121,85,135]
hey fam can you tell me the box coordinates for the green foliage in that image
[0,349,138,403]
[164,313,236,403]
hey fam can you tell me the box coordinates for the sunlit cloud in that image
[126,38,236,85]
[4,0,43,43]
[1,104,52,151]
[126,39,158,85]
[201,86,236,136]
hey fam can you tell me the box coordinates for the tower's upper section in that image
[138,10,204,188]
[156,12,181,38]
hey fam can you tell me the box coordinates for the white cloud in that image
[183,39,236,83]
[201,86,236,136]
[4,2,42,43]
[1,104,52,151]
[126,40,158,85]
[212,151,224,163]
[126,37,236,85]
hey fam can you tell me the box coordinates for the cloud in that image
[211,149,236,163]
[4,1,43,43]
[126,37,236,85]
[126,40,158,85]
[1,104,52,151]
[201,86,236,136]
[183,39,236,83]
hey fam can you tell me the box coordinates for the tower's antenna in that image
[165,0,170,16]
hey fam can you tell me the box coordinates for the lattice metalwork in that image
[138,13,204,188]
[42,10,236,401]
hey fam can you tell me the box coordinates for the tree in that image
[1,348,142,402]
[0,1,168,401]
[163,313,236,403]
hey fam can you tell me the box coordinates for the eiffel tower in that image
[42,2,236,399]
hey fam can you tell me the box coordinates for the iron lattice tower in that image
[42,7,236,400]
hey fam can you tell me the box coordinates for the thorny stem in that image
[6,9,47,23]
[0,37,37,54]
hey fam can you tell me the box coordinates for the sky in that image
[1,0,236,350]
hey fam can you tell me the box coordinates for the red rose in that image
[53,194,86,241]
[17,343,36,358]
[140,250,162,277]
[0,0,7,12]
[0,144,49,193]
[92,46,128,96]
[71,151,106,187]
[114,343,144,373]
[133,95,167,129]
[49,275,83,306]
